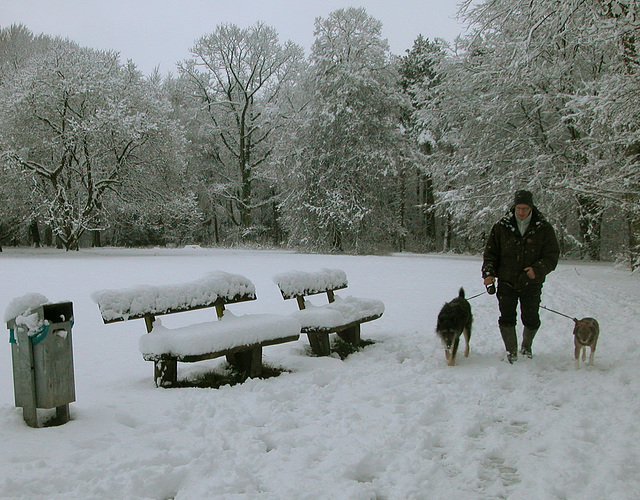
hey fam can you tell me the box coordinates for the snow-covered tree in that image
[0,39,184,250]
[399,35,449,250]
[412,0,636,257]
[179,23,304,240]
[280,7,417,253]
[0,24,51,82]
[564,0,640,267]
[0,25,55,246]
[108,191,204,247]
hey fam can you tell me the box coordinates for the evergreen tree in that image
[399,35,448,250]
[281,7,416,253]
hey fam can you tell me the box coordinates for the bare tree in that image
[179,23,304,233]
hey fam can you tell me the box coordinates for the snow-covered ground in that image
[1,247,639,499]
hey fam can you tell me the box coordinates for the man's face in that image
[515,204,532,220]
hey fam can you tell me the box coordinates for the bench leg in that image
[337,324,361,346]
[55,404,70,424]
[307,332,331,356]
[154,359,177,387]
[22,404,38,428]
[226,346,262,378]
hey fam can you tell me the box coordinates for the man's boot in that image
[521,327,538,358]
[499,324,518,363]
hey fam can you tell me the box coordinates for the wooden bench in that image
[92,272,300,387]
[273,269,384,356]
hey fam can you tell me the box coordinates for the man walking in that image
[482,190,560,363]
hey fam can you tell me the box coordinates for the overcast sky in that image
[0,0,467,75]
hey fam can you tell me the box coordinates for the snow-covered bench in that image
[92,272,300,387]
[273,269,384,356]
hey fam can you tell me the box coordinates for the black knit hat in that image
[514,190,534,207]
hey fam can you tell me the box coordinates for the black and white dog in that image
[436,288,473,366]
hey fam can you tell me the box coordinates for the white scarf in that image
[517,211,532,236]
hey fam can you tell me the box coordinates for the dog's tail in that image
[458,287,465,299]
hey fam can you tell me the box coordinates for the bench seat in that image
[290,296,384,333]
[139,313,300,362]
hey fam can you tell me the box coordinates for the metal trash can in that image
[7,301,75,427]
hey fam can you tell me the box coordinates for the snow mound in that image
[92,271,256,322]
[273,268,348,298]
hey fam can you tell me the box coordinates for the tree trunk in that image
[92,230,101,248]
[239,109,252,230]
[443,212,452,252]
[44,227,53,247]
[213,212,220,245]
[29,219,41,247]
[240,167,252,228]
[397,171,406,252]
[271,194,283,245]
[423,173,436,251]
[576,195,602,261]
[628,212,640,271]
[331,224,343,252]
[624,145,640,270]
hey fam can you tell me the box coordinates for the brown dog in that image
[573,317,599,369]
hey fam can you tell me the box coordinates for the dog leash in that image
[469,286,578,322]
[540,305,578,322]
[468,293,580,325]
[468,284,496,300]
[467,291,488,300]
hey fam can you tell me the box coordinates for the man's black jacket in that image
[482,207,560,289]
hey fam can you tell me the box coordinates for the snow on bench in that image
[275,269,348,299]
[139,313,300,362]
[92,272,301,387]
[92,271,256,323]
[273,269,384,356]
